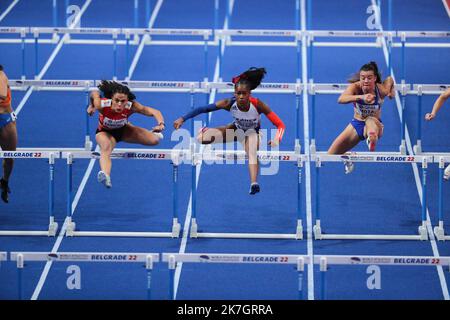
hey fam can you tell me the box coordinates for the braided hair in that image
[232,67,267,90]
[97,80,136,101]
[348,61,382,84]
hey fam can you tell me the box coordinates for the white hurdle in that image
[312,153,433,240]
[189,150,307,240]
[61,149,188,238]
[0,151,59,236]
[162,252,308,300]
[10,251,159,300]
[316,254,450,300]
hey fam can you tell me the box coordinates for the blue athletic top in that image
[353,85,383,118]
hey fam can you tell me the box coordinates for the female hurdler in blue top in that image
[173,67,286,195]
[328,61,395,174]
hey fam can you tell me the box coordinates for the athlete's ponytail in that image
[232,67,267,90]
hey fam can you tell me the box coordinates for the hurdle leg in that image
[418,159,428,240]
[171,163,181,238]
[48,153,58,236]
[413,92,423,154]
[434,160,446,240]
[146,255,153,300]
[296,158,303,239]
[313,158,322,239]
[168,255,176,300]
[297,257,304,300]
[65,153,76,236]
[190,151,199,238]
[17,254,24,300]
[320,257,327,300]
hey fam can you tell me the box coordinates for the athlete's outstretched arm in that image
[425,88,450,121]
[337,83,366,104]
[379,76,395,99]
[173,99,231,129]
[257,100,285,146]
[87,90,102,115]
[132,101,165,131]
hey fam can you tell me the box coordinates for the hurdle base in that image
[0,221,58,237]
[84,140,93,151]
[310,143,316,154]
[0,230,54,236]
[171,219,181,238]
[66,231,177,238]
[434,226,448,241]
[65,216,179,238]
[418,224,428,240]
[48,221,59,237]
[193,232,302,240]
[296,221,303,240]
[413,142,422,155]
[314,233,427,240]
[190,219,198,238]
[399,141,406,155]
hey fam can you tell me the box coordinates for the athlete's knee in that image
[143,135,160,146]
[196,127,215,144]
[367,130,378,141]
[100,142,114,154]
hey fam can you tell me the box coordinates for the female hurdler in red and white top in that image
[173,67,286,195]
[87,80,165,188]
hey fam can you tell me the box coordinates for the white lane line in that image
[173,0,235,299]
[0,0,19,23]
[372,0,449,300]
[300,0,315,300]
[127,0,164,80]
[14,0,92,115]
[30,146,99,300]
[30,1,163,300]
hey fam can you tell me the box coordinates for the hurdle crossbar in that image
[0,151,59,236]
[433,156,450,241]
[190,151,306,240]
[61,149,188,238]
[10,252,159,300]
[312,153,432,240]
[2,28,448,49]
[162,253,308,300]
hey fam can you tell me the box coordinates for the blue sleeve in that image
[181,103,218,121]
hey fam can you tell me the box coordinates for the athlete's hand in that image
[363,93,376,104]
[425,113,436,121]
[173,117,184,129]
[87,104,96,116]
[152,123,165,132]
[387,84,395,99]
[268,139,280,147]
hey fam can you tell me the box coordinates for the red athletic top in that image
[0,86,11,109]
[98,98,133,130]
